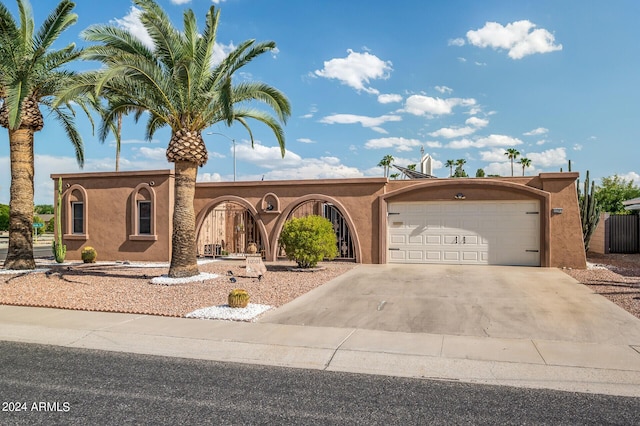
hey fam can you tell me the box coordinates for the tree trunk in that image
[168,160,199,278]
[4,128,36,270]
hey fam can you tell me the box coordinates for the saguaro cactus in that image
[52,177,66,263]
[578,170,600,252]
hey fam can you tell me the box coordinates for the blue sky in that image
[1,0,639,204]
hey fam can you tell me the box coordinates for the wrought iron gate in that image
[608,214,639,253]
[323,203,355,260]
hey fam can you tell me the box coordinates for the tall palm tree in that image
[445,159,455,177]
[65,0,290,278]
[454,158,467,177]
[504,148,520,176]
[377,154,394,178]
[0,0,87,270]
[519,157,532,176]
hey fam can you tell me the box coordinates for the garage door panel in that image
[388,200,540,266]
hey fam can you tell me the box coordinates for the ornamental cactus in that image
[577,170,600,253]
[228,288,250,308]
[52,177,66,263]
[81,246,97,263]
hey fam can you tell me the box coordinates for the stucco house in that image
[50,170,587,268]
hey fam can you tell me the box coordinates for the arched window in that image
[129,183,157,241]
[63,185,88,240]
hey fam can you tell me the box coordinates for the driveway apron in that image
[258,264,640,345]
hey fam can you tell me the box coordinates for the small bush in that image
[279,215,338,268]
[81,246,97,263]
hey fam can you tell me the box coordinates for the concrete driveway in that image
[258,264,640,345]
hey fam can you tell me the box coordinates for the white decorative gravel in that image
[150,272,219,285]
[186,304,272,321]
[0,268,50,275]
[118,259,218,268]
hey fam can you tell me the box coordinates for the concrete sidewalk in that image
[1,304,640,397]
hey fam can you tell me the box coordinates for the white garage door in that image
[387,200,540,266]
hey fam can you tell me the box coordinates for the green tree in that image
[377,154,394,178]
[594,175,640,214]
[504,148,520,177]
[279,215,338,268]
[475,168,485,177]
[34,205,54,214]
[445,159,455,177]
[64,0,290,278]
[0,204,9,231]
[390,173,400,180]
[0,0,87,270]
[518,157,532,176]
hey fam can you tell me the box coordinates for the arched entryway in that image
[272,195,361,262]
[195,198,268,258]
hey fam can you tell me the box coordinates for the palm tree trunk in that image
[4,128,36,270]
[168,160,199,278]
[115,112,122,172]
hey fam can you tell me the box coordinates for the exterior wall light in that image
[454,193,466,200]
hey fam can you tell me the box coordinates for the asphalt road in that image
[1,342,638,425]
[0,246,51,262]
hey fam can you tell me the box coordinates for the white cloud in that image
[446,134,524,149]
[319,114,402,130]
[573,144,583,151]
[535,139,547,145]
[620,172,640,187]
[435,85,453,94]
[524,127,548,136]
[314,49,392,94]
[114,7,154,49]
[246,156,364,181]
[297,138,316,144]
[364,137,423,152]
[466,20,563,59]
[134,147,166,161]
[378,93,403,104]
[483,162,513,177]
[424,141,443,148]
[466,116,489,128]
[479,148,510,162]
[527,147,567,168]
[114,6,235,65]
[197,172,222,182]
[170,0,191,4]
[448,38,465,47]
[430,126,476,139]
[403,94,476,116]
[235,142,302,169]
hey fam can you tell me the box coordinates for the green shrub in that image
[279,215,338,268]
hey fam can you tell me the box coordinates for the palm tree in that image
[504,148,520,176]
[445,159,455,177]
[377,154,394,178]
[454,158,467,177]
[519,157,532,176]
[66,0,290,278]
[0,0,87,270]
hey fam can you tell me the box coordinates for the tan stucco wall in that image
[51,170,174,262]
[51,171,586,268]
[193,178,388,263]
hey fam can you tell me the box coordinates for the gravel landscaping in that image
[562,253,640,320]
[1,253,639,322]
[0,259,357,319]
